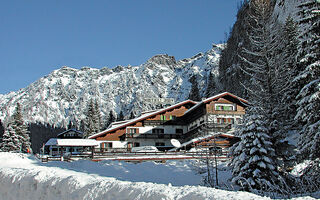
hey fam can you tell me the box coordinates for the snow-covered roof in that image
[141,109,160,115]
[45,138,99,147]
[169,132,236,152]
[184,92,248,116]
[57,129,84,137]
[89,99,197,139]
[45,138,58,146]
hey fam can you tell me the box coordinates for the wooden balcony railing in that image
[126,133,182,139]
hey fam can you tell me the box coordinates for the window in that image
[215,104,234,111]
[160,115,167,121]
[128,128,138,134]
[217,118,227,124]
[106,142,113,148]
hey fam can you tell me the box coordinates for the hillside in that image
[0,45,223,128]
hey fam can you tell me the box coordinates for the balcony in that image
[207,110,245,115]
[143,120,185,126]
[184,122,236,141]
[126,133,182,139]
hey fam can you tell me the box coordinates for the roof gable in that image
[203,92,248,105]
[184,92,248,115]
[57,129,84,138]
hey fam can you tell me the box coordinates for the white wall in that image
[97,141,127,148]
[128,125,188,134]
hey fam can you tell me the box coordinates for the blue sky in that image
[0,0,242,94]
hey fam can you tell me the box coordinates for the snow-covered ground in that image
[0,152,318,200]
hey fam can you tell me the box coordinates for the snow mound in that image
[0,153,317,200]
[0,153,263,200]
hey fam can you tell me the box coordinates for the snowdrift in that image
[0,153,315,200]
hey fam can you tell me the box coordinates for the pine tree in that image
[230,0,286,191]
[231,106,280,191]
[188,76,201,101]
[0,125,21,152]
[94,99,102,132]
[106,111,115,127]
[129,111,135,120]
[205,71,217,98]
[117,111,125,121]
[281,15,300,129]
[84,99,101,138]
[295,0,320,160]
[0,120,4,139]
[0,103,31,152]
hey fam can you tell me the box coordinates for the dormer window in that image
[215,104,235,111]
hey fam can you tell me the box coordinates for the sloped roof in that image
[89,99,197,139]
[57,129,84,137]
[169,132,236,151]
[184,92,248,116]
[45,138,99,147]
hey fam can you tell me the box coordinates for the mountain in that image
[0,44,223,128]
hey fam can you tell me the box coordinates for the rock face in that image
[0,45,223,128]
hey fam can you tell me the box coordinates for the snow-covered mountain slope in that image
[0,45,223,127]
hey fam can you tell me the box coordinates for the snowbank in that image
[0,153,317,200]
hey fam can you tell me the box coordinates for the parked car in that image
[131,146,159,152]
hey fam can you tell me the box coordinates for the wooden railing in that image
[37,150,230,162]
[126,133,182,139]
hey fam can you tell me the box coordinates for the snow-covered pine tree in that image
[281,15,300,129]
[84,99,101,138]
[295,0,320,161]
[269,15,300,169]
[12,103,31,152]
[0,103,31,152]
[0,124,21,152]
[94,99,102,132]
[231,106,280,191]
[231,0,288,191]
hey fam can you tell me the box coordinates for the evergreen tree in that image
[84,99,102,138]
[0,120,4,139]
[106,111,115,127]
[205,71,217,98]
[281,15,300,129]
[230,0,286,191]
[295,0,320,160]
[94,99,102,131]
[129,111,135,120]
[0,124,21,152]
[0,103,31,152]
[117,111,125,122]
[231,106,280,191]
[188,76,201,101]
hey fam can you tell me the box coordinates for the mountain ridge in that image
[0,44,223,128]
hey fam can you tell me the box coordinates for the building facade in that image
[89,92,248,151]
